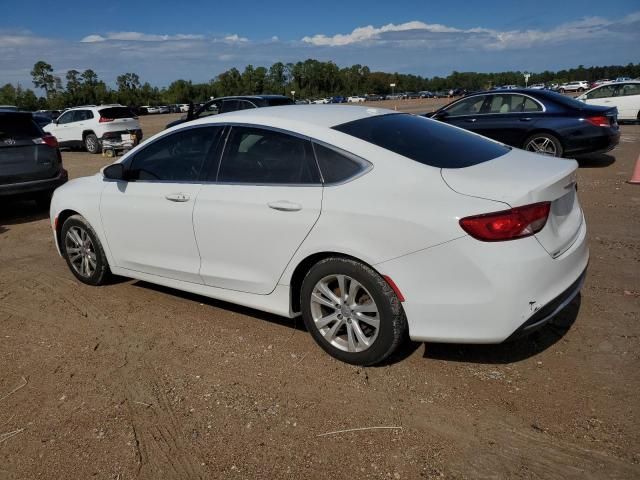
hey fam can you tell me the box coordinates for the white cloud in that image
[301,13,640,49]
[223,34,249,43]
[80,32,204,43]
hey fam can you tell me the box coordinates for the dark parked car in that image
[166,95,293,129]
[365,94,385,101]
[427,89,620,157]
[330,96,347,103]
[32,113,53,129]
[0,110,67,207]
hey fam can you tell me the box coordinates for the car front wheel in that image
[300,257,407,365]
[61,215,110,285]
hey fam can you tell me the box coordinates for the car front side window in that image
[57,111,74,124]
[443,96,486,117]
[587,85,615,99]
[128,126,223,182]
[218,126,320,184]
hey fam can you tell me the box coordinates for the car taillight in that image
[99,116,114,123]
[33,135,58,148]
[585,115,609,127]
[459,202,551,242]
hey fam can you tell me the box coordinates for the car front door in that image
[583,84,617,109]
[436,95,487,134]
[70,110,93,142]
[45,110,75,143]
[193,125,323,294]
[99,125,224,283]
[471,94,543,147]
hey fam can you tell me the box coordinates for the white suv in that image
[559,81,589,93]
[45,105,142,154]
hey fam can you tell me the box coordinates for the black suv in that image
[166,95,294,129]
[0,110,67,208]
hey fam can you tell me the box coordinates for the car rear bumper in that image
[0,169,68,197]
[565,129,620,156]
[100,129,143,142]
[375,217,589,343]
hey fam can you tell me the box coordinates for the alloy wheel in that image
[309,274,380,353]
[525,136,558,156]
[65,226,97,278]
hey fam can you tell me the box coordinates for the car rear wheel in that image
[84,133,100,154]
[300,257,407,365]
[61,215,110,285]
[524,133,563,157]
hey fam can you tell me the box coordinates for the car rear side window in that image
[99,107,135,119]
[0,114,42,139]
[313,143,370,184]
[218,126,320,184]
[129,126,223,182]
[333,113,510,169]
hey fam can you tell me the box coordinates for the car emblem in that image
[3,138,16,145]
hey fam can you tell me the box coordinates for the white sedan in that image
[347,96,365,103]
[50,105,588,365]
[577,81,640,122]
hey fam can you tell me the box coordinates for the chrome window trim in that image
[443,92,546,117]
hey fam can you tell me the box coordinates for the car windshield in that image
[542,91,592,109]
[333,113,510,169]
[99,107,136,119]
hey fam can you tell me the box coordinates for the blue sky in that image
[1,0,639,90]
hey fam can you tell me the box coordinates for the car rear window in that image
[265,97,294,106]
[0,113,42,139]
[99,107,136,119]
[332,113,509,169]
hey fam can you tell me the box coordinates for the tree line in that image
[1,59,639,111]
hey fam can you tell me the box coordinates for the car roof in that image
[188,104,393,130]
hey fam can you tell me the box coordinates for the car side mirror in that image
[103,163,126,181]
[186,102,195,120]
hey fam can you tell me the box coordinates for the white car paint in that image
[577,81,640,121]
[50,105,588,346]
[347,96,365,103]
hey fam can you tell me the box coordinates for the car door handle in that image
[466,118,477,123]
[165,193,190,202]
[520,117,532,122]
[267,201,302,212]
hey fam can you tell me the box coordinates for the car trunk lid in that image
[442,148,583,258]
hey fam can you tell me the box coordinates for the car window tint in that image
[199,101,220,118]
[238,100,256,110]
[99,107,134,119]
[444,96,485,116]
[57,111,74,124]
[313,143,369,184]
[129,126,223,182]
[0,114,42,139]
[221,100,240,113]
[522,98,542,112]
[587,85,616,99]
[219,127,320,184]
[487,94,526,114]
[333,113,509,169]
[621,84,640,96]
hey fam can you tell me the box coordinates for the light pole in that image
[291,90,296,102]
[390,83,396,97]
[524,72,530,88]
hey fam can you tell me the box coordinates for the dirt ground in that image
[1,100,639,479]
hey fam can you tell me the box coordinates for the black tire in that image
[300,257,407,366]
[34,190,53,210]
[84,133,100,154]
[60,214,110,285]
[524,132,564,157]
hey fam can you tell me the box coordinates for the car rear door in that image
[100,125,224,283]
[0,113,60,185]
[616,83,640,120]
[193,125,323,294]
